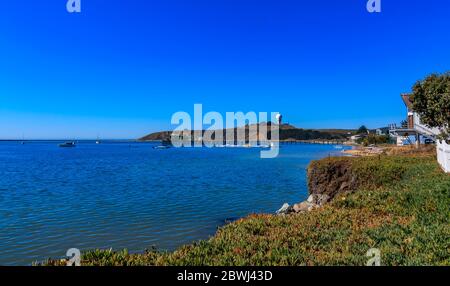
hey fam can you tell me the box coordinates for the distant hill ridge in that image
[138,123,353,142]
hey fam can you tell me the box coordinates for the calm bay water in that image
[0,141,347,265]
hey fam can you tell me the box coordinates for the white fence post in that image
[443,140,450,173]
[437,140,450,173]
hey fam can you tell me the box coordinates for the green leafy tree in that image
[357,125,368,134]
[362,134,390,146]
[411,72,450,139]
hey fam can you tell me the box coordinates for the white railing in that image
[437,140,450,173]
[413,113,441,137]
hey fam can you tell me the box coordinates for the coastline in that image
[41,146,450,266]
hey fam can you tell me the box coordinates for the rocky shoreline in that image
[276,155,361,215]
[276,193,330,215]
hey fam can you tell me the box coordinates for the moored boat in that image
[59,142,76,148]
[153,145,170,149]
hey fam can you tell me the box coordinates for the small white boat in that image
[153,145,171,149]
[59,142,76,148]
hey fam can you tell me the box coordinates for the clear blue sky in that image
[1,0,449,139]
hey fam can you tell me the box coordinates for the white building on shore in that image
[390,94,449,173]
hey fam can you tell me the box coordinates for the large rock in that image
[276,203,292,215]
[307,194,330,206]
[292,201,318,213]
[307,158,358,201]
[293,202,310,213]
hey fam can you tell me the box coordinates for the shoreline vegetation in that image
[41,145,450,266]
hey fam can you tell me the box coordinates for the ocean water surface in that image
[0,141,348,265]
